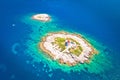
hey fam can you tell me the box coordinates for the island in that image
[39,31,97,66]
[32,14,51,22]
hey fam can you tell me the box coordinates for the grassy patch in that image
[67,38,79,44]
[53,37,83,56]
[54,37,66,51]
[69,46,83,56]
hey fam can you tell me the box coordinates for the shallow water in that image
[0,0,120,80]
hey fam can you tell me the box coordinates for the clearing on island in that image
[39,31,97,66]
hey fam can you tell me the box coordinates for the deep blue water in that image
[0,0,120,80]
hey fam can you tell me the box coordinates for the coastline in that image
[32,14,51,22]
[39,31,98,66]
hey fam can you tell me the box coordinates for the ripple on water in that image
[12,43,20,55]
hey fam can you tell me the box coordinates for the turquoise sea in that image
[0,0,120,80]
